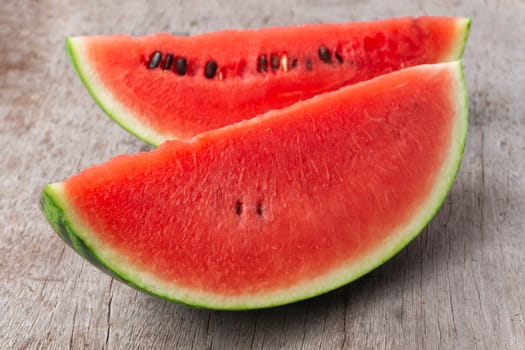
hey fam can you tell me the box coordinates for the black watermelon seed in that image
[318,46,332,63]
[306,58,313,71]
[205,60,218,79]
[270,55,280,70]
[235,201,242,215]
[163,53,174,70]
[335,51,344,64]
[175,57,187,75]
[256,202,263,216]
[290,58,298,69]
[147,51,162,69]
[258,55,268,72]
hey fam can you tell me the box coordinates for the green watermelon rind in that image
[66,37,170,146]
[41,62,468,310]
[66,18,471,147]
[444,17,471,62]
[459,18,471,58]
[41,184,199,309]
[41,185,196,307]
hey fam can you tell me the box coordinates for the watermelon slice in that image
[41,62,468,309]
[67,17,470,145]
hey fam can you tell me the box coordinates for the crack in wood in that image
[341,294,348,349]
[69,305,78,350]
[104,279,114,350]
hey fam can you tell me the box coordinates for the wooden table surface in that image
[2,0,524,349]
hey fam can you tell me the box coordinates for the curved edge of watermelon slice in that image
[41,62,468,310]
[444,17,471,61]
[66,37,174,146]
[40,188,169,303]
[66,18,471,147]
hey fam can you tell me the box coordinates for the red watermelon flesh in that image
[67,17,470,145]
[41,62,468,309]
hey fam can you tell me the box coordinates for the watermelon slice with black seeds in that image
[67,17,470,145]
[41,62,468,309]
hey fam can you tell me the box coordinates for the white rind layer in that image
[67,37,174,146]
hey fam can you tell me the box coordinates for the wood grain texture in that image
[1,0,524,349]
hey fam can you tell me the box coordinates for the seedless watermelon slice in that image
[67,17,470,145]
[42,62,467,309]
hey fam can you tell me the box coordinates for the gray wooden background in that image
[1,0,524,349]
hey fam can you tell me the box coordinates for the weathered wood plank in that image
[1,0,524,349]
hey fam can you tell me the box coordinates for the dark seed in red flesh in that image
[235,201,242,215]
[163,53,174,70]
[205,60,218,78]
[318,46,332,63]
[175,57,187,75]
[335,51,344,63]
[258,55,268,72]
[270,55,279,70]
[256,202,263,216]
[147,51,162,69]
